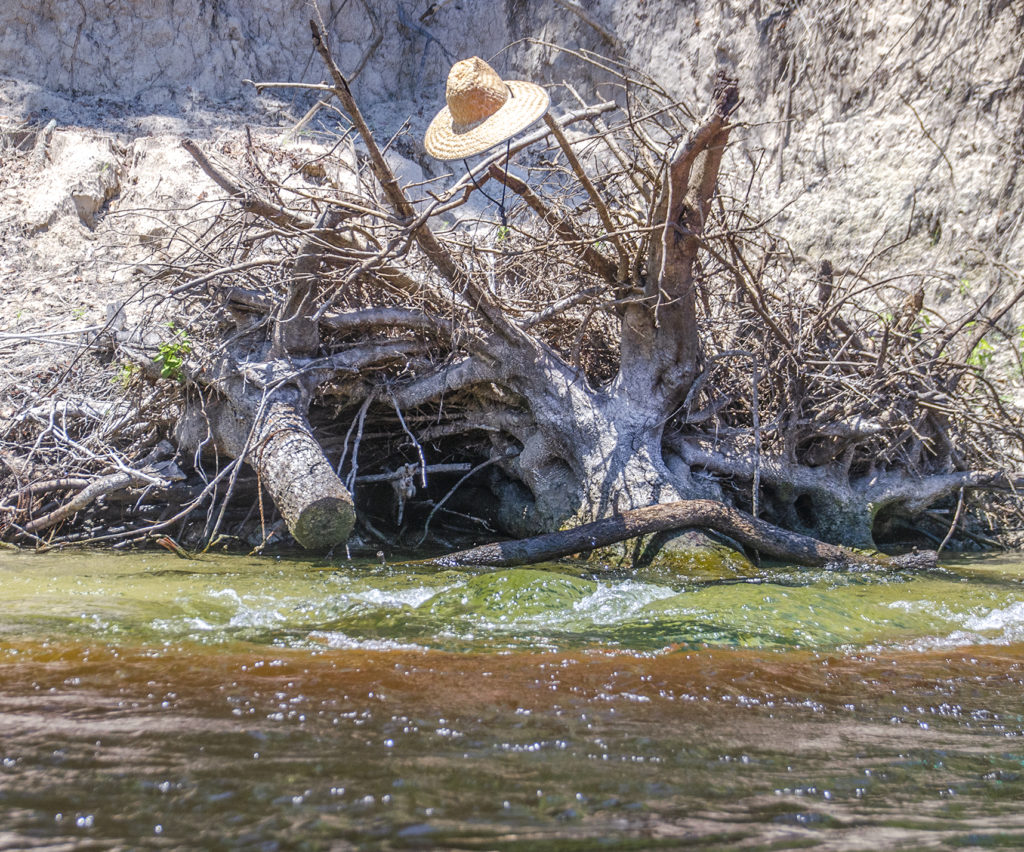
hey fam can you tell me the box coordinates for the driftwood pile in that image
[2,24,1023,568]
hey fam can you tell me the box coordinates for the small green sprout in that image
[113,362,139,388]
[155,323,191,382]
[967,337,995,370]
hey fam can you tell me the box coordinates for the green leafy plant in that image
[155,323,191,382]
[496,224,510,243]
[967,337,995,370]
[112,362,139,388]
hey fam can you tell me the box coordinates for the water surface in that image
[3,550,1024,849]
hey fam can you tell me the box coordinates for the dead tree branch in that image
[438,499,937,570]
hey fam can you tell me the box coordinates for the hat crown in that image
[446,57,508,130]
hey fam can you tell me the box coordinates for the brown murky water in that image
[3,550,1024,849]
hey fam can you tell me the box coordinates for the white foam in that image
[965,601,1024,634]
[891,601,1024,651]
[571,581,678,624]
[306,631,424,651]
[208,588,287,628]
[349,585,446,609]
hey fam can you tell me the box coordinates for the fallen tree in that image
[1,21,1023,563]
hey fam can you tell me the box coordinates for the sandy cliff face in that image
[0,0,507,104]
[1,0,1022,323]
[553,0,1023,310]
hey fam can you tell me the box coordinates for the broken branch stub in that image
[618,74,738,406]
[272,207,348,359]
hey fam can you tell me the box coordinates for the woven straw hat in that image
[424,57,550,160]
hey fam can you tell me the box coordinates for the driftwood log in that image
[162,25,1023,558]
[6,19,1021,560]
[437,499,938,571]
[176,375,354,550]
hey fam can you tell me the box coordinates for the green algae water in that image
[4,551,1024,848]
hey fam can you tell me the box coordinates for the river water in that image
[3,550,1024,849]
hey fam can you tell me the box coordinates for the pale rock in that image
[386,151,424,195]
[117,135,223,248]
[122,135,219,208]
[21,131,123,231]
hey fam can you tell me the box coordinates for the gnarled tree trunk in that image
[151,26,1021,562]
[482,76,739,536]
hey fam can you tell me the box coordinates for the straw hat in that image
[424,57,550,160]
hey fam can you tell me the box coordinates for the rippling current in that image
[3,549,1024,849]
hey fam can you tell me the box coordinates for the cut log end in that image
[255,408,357,552]
[290,494,356,551]
[177,386,357,552]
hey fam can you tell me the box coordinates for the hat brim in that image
[424,80,550,161]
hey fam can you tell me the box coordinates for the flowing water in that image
[4,549,1024,849]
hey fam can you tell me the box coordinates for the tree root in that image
[436,499,937,571]
[6,33,1012,560]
